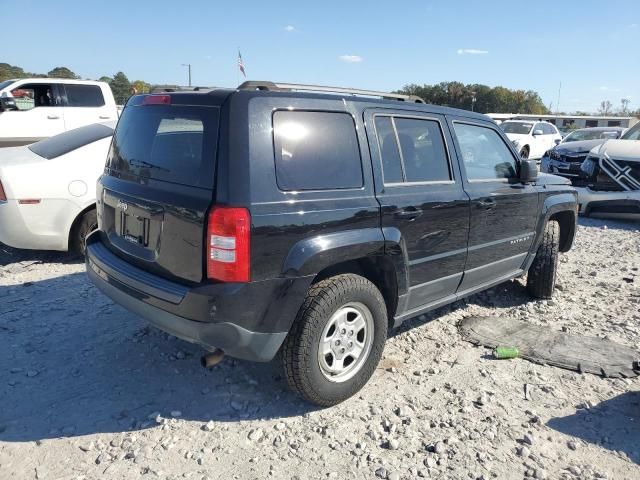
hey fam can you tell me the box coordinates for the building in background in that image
[488,113,638,130]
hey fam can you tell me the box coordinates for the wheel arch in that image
[67,202,96,250]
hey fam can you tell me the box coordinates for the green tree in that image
[397,82,549,114]
[131,80,151,94]
[108,72,132,104]
[47,66,79,79]
[0,63,28,82]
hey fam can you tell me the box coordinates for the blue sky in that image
[4,0,639,113]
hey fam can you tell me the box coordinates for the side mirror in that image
[0,97,17,112]
[533,129,544,136]
[554,138,561,145]
[520,159,538,183]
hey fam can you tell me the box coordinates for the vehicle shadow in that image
[0,272,314,443]
[0,242,82,267]
[393,278,530,337]
[547,391,640,464]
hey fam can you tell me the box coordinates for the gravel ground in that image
[1,217,639,480]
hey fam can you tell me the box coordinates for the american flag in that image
[238,50,246,78]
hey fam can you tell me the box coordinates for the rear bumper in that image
[86,232,311,362]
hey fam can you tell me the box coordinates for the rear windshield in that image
[29,123,114,159]
[106,105,219,188]
[501,122,533,135]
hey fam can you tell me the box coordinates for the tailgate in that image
[98,99,220,284]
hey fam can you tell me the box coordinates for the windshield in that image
[29,123,114,159]
[500,122,533,135]
[622,123,640,141]
[0,79,17,93]
[106,104,219,188]
[563,129,620,142]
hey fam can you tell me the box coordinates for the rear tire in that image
[520,147,530,159]
[282,274,388,407]
[71,209,97,256]
[527,220,560,299]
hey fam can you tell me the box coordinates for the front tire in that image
[282,274,388,407]
[527,220,560,299]
[520,147,530,159]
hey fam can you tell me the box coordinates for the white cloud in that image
[339,55,363,63]
[457,49,489,55]
[284,25,295,32]
[599,86,609,91]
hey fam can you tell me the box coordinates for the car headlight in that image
[549,150,561,160]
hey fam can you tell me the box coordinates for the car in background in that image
[0,78,118,148]
[576,122,640,218]
[500,120,562,160]
[540,127,626,182]
[0,122,115,253]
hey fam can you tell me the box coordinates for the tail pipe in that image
[201,349,225,368]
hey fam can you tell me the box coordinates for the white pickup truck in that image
[0,78,118,147]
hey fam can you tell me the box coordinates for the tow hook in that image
[201,349,225,368]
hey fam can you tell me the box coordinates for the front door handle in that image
[477,198,497,210]
[99,115,111,119]
[394,207,423,220]
[47,115,60,120]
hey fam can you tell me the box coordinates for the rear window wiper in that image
[128,159,170,172]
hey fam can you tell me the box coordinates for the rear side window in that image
[375,115,451,183]
[29,123,114,159]
[106,105,219,188]
[65,84,105,107]
[273,111,363,191]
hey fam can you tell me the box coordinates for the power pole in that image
[181,63,192,87]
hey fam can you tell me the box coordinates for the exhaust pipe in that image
[201,349,225,368]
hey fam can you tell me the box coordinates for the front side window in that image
[273,111,363,191]
[65,84,105,107]
[10,83,61,110]
[454,123,518,180]
[376,116,451,183]
[533,123,546,135]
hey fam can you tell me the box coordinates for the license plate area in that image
[120,211,150,247]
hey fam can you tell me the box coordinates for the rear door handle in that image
[394,207,423,220]
[47,115,60,120]
[477,198,497,210]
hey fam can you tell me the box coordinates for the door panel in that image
[448,118,538,292]
[365,109,470,312]
[459,182,537,291]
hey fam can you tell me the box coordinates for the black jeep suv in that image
[86,81,577,406]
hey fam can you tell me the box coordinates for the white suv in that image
[500,120,562,160]
[0,78,118,148]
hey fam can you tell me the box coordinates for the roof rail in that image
[237,81,425,104]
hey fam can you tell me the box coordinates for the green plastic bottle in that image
[494,346,519,359]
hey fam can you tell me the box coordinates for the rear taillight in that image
[207,206,251,282]
[0,179,6,201]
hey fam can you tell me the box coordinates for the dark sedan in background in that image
[541,127,625,185]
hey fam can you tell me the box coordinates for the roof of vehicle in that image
[570,126,625,132]
[0,78,109,86]
[502,119,553,124]
[137,81,492,122]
